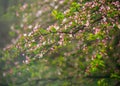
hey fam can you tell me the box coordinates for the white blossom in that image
[23,34,27,36]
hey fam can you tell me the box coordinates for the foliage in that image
[0,0,120,86]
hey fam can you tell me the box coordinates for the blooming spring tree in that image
[0,0,120,86]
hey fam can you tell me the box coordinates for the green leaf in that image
[70,2,80,13]
[51,27,57,32]
[96,54,102,59]
[39,28,48,34]
[52,10,64,21]
[111,73,120,79]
